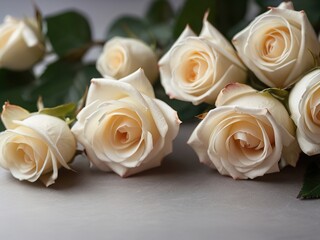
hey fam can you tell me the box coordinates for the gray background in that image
[1,1,320,240]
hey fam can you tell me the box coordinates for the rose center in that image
[107,49,124,69]
[233,132,263,150]
[181,52,208,83]
[262,27,289,61]
[185,59,199,82]
[311,103,320,125]
[115,125,141,145]
[117,131,128,143]
[5,141,36,172]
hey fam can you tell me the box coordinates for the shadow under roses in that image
[124,121,204,178]
[194,152,309,185]
[252,158,308,185]
[49,156,93,190]
[6,156,90,190]
[10,121,310,189]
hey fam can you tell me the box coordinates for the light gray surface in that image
[1,1,320,239]
[0,122,320,240]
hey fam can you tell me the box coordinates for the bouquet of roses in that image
[0,0,319,200]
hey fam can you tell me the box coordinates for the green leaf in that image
[65,64,100,103]
[289,1,320,32]
[173,0,215,38]
[39,103,77,124]
[298,160,320,199]
[107,0,176,50]
[107,16,156,46]
[226,18,251,40]
[0,83,38,132]
[213,0,248,37]
[26,60,100,108]
[173,0,248,38]
[0,69,37,119]
[0,85,36,110]
[0,68,35,89]
[151,23,174,51]
[145,0,174,24]
[154,80,209,121]
[45,11,92,58]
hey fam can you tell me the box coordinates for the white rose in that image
[96,37,158,84]
[0,16,45,71]
[72,68,180,177]
[289,69,320,155]
[188,83,300,179]
[0,103,76,186]
[233,2,320,88]
[159,14,247,105]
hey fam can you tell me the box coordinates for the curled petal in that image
[1,102,30,129]
[216,83,257,107]
[289,69,320,155]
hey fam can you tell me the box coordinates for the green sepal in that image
[262,88,289,103]
[39,103,77,125]
[261,88,290,113]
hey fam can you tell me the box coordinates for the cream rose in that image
[289,69,320,155]
[0,16,45,71]
[96,37,158,84]
[72,68,180,177]
[233,2,320,88]
[159,14,247,105]
[188,83,300,179]
[0,103,76,186]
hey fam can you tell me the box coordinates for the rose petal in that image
[216,83,256,107]
[12,115,76,170]
[1,102,30,129]
[200,15,246,71]
[121,68,155,98]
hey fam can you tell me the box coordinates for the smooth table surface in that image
[0,122,319,240]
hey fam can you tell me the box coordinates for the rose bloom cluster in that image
[0,69,180,186]
[0,11,180,185]
[1,1,320,186]
[185,2,320,179]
